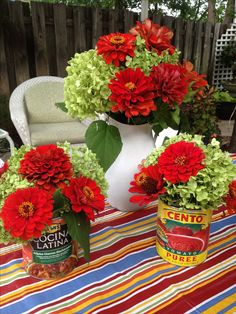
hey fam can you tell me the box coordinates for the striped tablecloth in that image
[0,201,235,314]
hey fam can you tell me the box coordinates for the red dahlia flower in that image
[182,61,208,99]
[129,164,166,206]
[150,63,189,108]
[62,177,105,221]
[109,68,156,118]
[19,144,73,194]
[0,161,8,177]
[157,141,205,184]
[97,32,136,66]
[1,187,53,240]
[130,19,175,55]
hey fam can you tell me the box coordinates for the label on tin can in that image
[30,221,72,264]
[22,218,78,279]
[156,200,212,266]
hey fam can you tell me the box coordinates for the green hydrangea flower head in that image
[125,35,180,75]
[64,49,117,120]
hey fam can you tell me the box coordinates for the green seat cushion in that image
[24,81,76,123]
[29,122,87,146]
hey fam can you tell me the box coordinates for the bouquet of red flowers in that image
[61,19,208,171]
[0,143,108,261]
[129,134,236,211]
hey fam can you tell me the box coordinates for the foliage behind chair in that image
[9,76,87,146]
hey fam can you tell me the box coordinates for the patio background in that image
[0,0,230,96]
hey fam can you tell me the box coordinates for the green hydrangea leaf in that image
[85,121,122,172]
[55,102,68,113]
[63,211,91,262]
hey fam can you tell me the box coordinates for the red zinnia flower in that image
[150,63,189,108]
[158,141,205,184]
[0,161,8,177]
[19,144,73,194]
[1,187,53,240]
[223,180,236,214]
[182,61,208,99]
[129,164,166,206]
[130,19,175,55]
[97,32,136,66]
[62,177,105,221]
[109,68,156,118]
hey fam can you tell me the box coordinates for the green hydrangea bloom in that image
[59,143,108,196]
[64,50,117,120]
[144,134,236,211]
[125,36,180,75]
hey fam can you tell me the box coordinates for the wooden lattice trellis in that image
[212,24,236,89]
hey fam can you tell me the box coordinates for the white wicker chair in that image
[9,76,88,146]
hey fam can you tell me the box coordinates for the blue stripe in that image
[1,247,175,314]
[210,215,236,233]
[208,237,236,255]
[91,213,156,245]
[92,212,156,237]
[0,258,22,271]
[79,252,178,313]
[190,285,236,313]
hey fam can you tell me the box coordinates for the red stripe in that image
[0,246,22,264]
[27,257,175,314]
[90,229,155,260]
[95,246,236,313]
[156,269,235,313]
[210,224,235,237]
[92,208,156,233]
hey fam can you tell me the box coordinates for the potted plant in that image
[60,19,208,211]
[129,133,236,266]
[221,40,236,96]
[213,90,236,120]
[0,143,108,279]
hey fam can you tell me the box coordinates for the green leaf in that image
[152,123,165,136]
[170,106,180,125]
[63,211,91,261]
[85,120,122,172]
[55,102,68,113]
[53,189,70,215]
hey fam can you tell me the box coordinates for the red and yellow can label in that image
[156,200,212,267]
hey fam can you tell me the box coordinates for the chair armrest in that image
[9,85,31,145]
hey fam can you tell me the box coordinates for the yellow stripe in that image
[56,264,180,314]
[153,264,236,313]
[1,237,153,305]
[202,294,236,314]
[0,263,23,277]
[90,216,155,245]
[207,234,236,257]
[128,258,236,313]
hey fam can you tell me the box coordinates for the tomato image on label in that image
[157,220,208,253]
[171,226,193,236]
[167,233,204,252]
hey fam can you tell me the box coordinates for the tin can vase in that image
[22,217,78,280]
[156,199,212,267]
